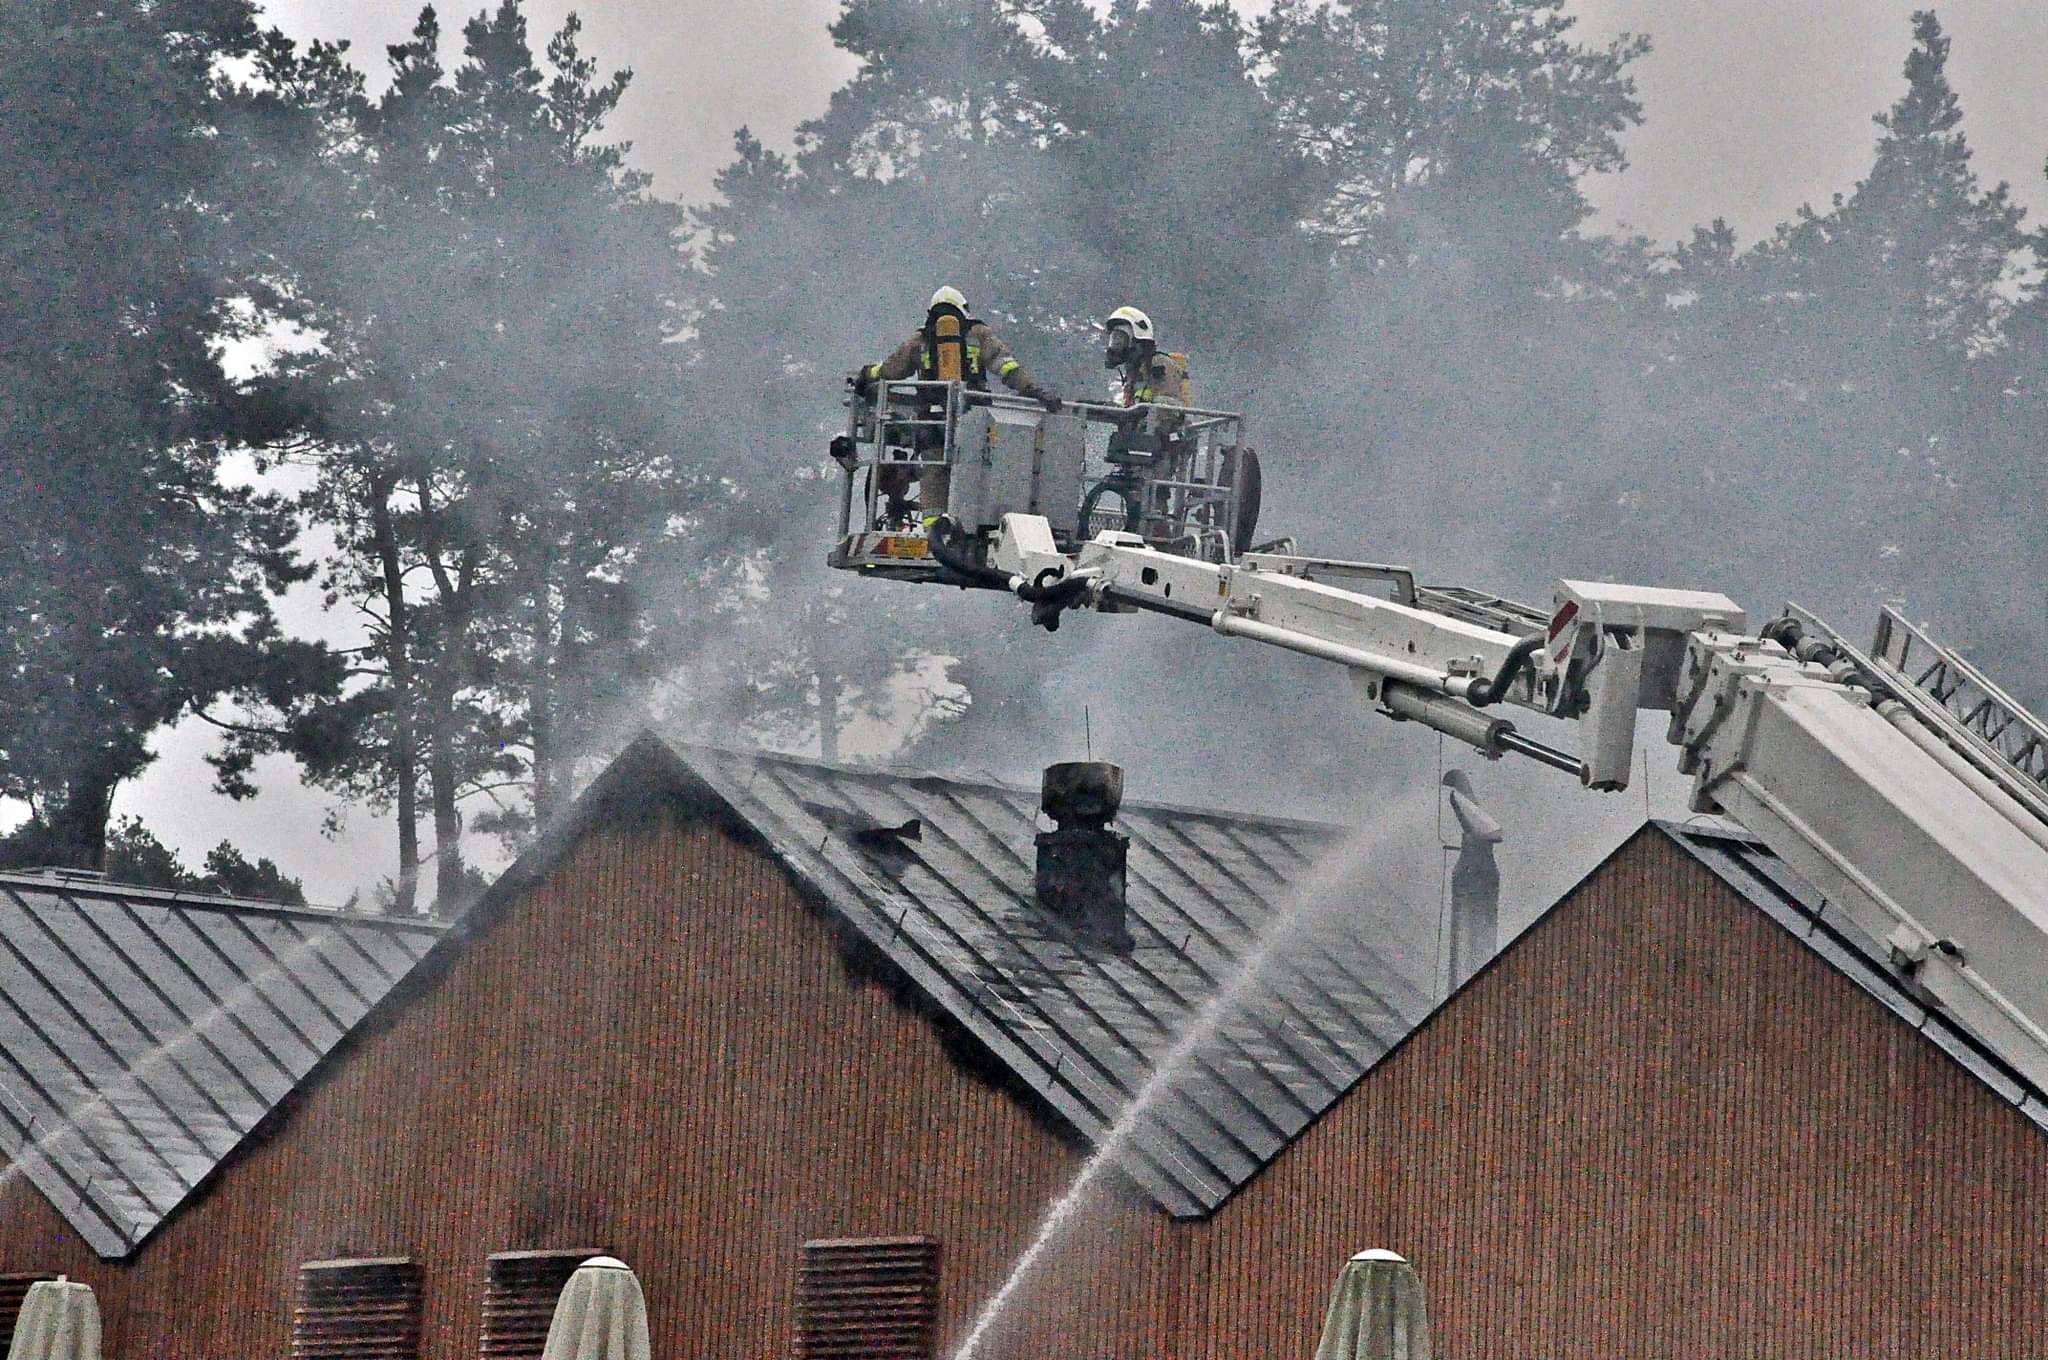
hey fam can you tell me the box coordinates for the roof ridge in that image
[664,737,1351,834]
[0,872,446,930]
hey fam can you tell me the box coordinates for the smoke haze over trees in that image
[2,0,2043,905]
[248,3,705,906]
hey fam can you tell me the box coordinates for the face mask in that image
[1104,329,1132,369]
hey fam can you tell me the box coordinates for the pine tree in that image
[1237,0,1650,586]
[0,0,344,868]
[1259,0,1646,276]
[1037,0,1324,365]
[1688,10,2024,625]
[1974,162,2048,688]
[258,4,701,902]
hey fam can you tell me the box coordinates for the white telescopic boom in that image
[986,513,2048,1091]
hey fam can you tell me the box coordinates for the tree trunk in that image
[37,764,121,871]
[369,476,421,914]
[416,475,468,910]
[424,657,465,908]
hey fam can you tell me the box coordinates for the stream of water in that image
[950,802,1429,1360]
[0,926,343,1212]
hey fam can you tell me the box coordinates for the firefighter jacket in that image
[1121,349,1189,434]
[865,321,1052,401]
[1121,349,1188,407]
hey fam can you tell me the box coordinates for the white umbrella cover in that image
[1311,1249,1433,1360]
[6,1279,101,1360]
[540,1256,651,1360]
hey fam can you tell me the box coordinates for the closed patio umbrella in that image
[6,1278,100,1360]
[1311,1249,1432,1360]
[540,1257,651,1360]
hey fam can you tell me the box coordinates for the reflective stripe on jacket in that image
[868,322,1043,397]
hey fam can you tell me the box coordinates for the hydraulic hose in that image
[925,515,1011,590]
[1015,566,1098,632]
[927,514,1095,627]
[1467,632,1546,708]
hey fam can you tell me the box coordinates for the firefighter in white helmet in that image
[1103,305,1191,524]
[1102,305,1188,422]
[853,287,1063,523]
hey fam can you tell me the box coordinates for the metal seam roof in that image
[1130,827,1400,1073]
[673,743,1433,1218]
[0,873,442,1259]
[18,738,2036,1254]
[65,904,272,1116]
[676,747,2048,1216]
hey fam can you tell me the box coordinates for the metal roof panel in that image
[674,744,1434,1218]
[0,874,441,1258]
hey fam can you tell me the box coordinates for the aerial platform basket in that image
[827,379,1261,584]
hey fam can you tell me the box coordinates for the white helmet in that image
[928,285,969,314]
[1102,304,1154,342]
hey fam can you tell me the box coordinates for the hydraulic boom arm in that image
[967,511,2048,1091]
[982,512,1744,790]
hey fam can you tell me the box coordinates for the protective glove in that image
[849,367,875,397]
[1036,388,1064,413]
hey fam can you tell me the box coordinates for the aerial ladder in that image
[825,380,2048,1093]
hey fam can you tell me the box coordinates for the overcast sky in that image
[89,0,2048,906]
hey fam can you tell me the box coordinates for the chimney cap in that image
[1041,762,1124,828]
